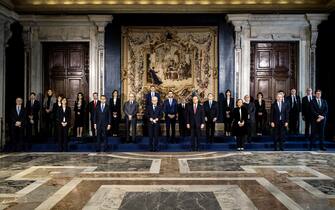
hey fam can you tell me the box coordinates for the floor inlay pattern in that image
[1,152,335,210]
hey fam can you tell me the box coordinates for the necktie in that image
[278,102,282,120]
[169,99,172,106]
[17,106,20,115]
[153,105,155,111]
[193,104,197,114]
[94,100,97,109]
[318,99,321,108]
[209,101,212,108]
[101,104,104,111]
[151,92,154,97]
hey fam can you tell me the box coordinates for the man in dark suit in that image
[243,95,256,143]
[93,95,111,152]
[123,93,138,143]
[163,91,178,143]
[146,85,161,107]
[203,93,218,143]
[89,92,100,137]
[287,88,301,134]
[302,88,314,140]
[186,95,205,151]
[26,92,41,140]
[270,92,289,151]
[178,98,188,138]
[310,89,328,151]
[10,97,26,152]
[146,96,163,152]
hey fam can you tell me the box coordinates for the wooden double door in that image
[250,42,298,109]
[43,42,89,109]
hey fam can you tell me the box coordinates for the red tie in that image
[94,100,97,109]
[193,104,197,114]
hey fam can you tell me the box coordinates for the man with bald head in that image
[146,96,163,152]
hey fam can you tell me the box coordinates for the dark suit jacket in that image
[232,106,248,135]
[146,105,163,123]
[310,98,328,122]
[109,98,121,120]
[286,95,301,113]
[56,106,71,127]
[163,99,178,115]
[93,104,111,128]
[177,103,188,123]
[203,100,219,121]
[302,96,314,120]
[255,100,267,116]
[123,101,138,118]
[146,92,161,107]
[89,100,101,116]
[26,100,41,121]
[243,102,256,122]
[10,106,26,129]
[186,103,205,127]
[270,101,289,125]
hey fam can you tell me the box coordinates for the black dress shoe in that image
[320,147,327,151]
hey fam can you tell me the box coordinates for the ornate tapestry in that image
[121,26,218,114]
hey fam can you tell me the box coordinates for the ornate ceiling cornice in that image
[2,0,334,14]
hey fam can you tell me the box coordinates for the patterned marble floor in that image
[1,152,335,210]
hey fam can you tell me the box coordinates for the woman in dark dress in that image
[223,89,234,136]
[74,92,86,137]
[232,99,248,151]
[56,97,71,152]
[53,95,63,141]
[109,90,121,136]
[255,92,267,136]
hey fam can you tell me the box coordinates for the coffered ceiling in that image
[2,0,334,13]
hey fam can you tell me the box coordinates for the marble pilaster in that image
[19,15,113,102]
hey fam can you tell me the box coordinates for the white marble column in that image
[306,14,329,90]
[89,15,111,96]
[0,6,16,148]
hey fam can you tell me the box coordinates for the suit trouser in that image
[246,121,256,141]
[44,112,53,137]
[149,122,160,150]
[191,124,202,150]
[111,117,120,136]
[311,120,326,148]
[125,118,136,142]
[27,120,39,144]
[179,119,188,137]
[205,120,215,142]
[96,127,108,151]
[165,117,176,140]
[236,135,246,148]
[11,127,24,152]
[58,126,68,152]
[273,121,286,150]
[256,116,265,134]
[304,118,312,139]
[289,112,299,134]
[90,120,96,137]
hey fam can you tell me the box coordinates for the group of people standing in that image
[8,84,328,152]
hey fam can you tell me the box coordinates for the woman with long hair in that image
[109,90,121,136]
[56,97,71,152]
[74,92,86,138]
[255,92,267,136]
[223,89,234,136]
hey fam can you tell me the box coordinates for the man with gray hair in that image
[302,88,314,140]
[123,93,138,143]
[243,95,256,143]
[146,96,163,152]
